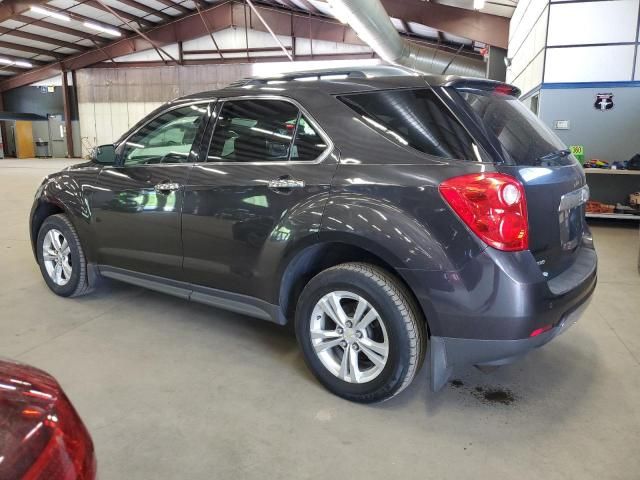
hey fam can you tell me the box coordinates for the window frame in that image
[115,99,214,168]
[201,95,333,166]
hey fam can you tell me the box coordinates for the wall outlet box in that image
[554,120,570,130]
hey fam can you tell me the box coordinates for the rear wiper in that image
[537,149,571,163]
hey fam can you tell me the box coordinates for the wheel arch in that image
[30,199,66,259]
[277,239,430,335]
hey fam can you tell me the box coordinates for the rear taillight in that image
[22,392,96,480]
[0,360,95,480]
[439,173,529,251]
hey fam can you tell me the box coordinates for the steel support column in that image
[61,72,75,158]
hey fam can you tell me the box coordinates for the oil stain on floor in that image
[450,380,517,405]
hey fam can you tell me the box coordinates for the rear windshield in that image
[454,87,576,166]
[338,89,480,161]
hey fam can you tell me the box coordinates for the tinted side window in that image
[121,105,207,166]
[207,100,299,163]
[291,116,327,161]
[339,89,477,161]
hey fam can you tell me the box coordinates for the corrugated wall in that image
[76,64,252,156]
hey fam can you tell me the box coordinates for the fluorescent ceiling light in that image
[0,58,32,68]
[473,0,485,9]
[30,6,71,22]
[84,21,121,37]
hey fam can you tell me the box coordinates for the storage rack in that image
[583,169,640,221]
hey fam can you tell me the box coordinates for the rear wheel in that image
[295,263,426,403]
[37,214,93,297]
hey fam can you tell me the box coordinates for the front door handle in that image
[154,182,181,194]
[268,178,305,189]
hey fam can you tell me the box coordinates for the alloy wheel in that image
[42,229,72,286]
[310,291,389,384]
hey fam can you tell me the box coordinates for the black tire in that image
[295,262,426,403]
[36,214,93,298]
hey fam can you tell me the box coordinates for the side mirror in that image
[92,144,116,165]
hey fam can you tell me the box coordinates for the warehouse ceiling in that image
[0,0,511,91]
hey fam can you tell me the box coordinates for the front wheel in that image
[295,263,426,403]
[37,214,93,297]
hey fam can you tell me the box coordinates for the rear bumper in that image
[429,290,593,390]
[398,242,597,391]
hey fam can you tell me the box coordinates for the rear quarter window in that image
[338,88,481,161]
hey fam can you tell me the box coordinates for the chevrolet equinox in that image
[30,67,597,403]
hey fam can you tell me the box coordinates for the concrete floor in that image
[2,158,639,479]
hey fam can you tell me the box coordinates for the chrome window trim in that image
[201,95,335,166]
[115,99,214,168]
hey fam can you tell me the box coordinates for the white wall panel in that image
[511,49,545,95]
[508,10,548,80]
[509,0,549,55]
[636,48,640,80]
[548,0,639,46]
[294,38,371,56]
[510,0,534,41]
[544,45,636,82]
[92,102,115,148]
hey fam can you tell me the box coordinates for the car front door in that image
[181,97,338,302]
[92,102,212,279]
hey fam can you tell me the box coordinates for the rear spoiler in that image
[441,78,521,98]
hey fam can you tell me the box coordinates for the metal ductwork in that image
[327,0,486,78]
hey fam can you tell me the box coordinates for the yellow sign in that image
[569,145,584,155]
[569,145,585,163]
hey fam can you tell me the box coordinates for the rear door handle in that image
[268,178,305,189]
[154,182,181,193]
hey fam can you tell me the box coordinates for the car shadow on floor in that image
[85,278,599,416]
[380,329,599,416]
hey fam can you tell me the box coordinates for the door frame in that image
[114,99,217,168]
[198,95,335,166]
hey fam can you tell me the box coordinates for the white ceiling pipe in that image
[326,0,486,77]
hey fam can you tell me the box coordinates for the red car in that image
[0,360,95,480]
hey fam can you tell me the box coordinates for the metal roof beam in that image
[0,52,44,65]
[379,0,508,49]
[14,14,109,42]
[296,0,323,15]
[0,39,62,58]
[114,0,173,21]
[0,65,32,74]
[154,0,191,15]
[0,26,90,51]
[84,0,157,28]
[0,0,50,22]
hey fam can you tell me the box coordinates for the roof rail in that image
[227,65,415,87]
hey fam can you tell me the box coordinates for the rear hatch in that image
[449,83,589,280]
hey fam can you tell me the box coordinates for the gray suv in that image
[30,68,597,403]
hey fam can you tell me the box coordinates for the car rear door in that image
[92,102,212,279]
[181,97,338,301]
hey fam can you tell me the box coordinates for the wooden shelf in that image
[586,213,640,220]
[583,168,640,175]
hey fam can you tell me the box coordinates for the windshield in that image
[454,87,577,166]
